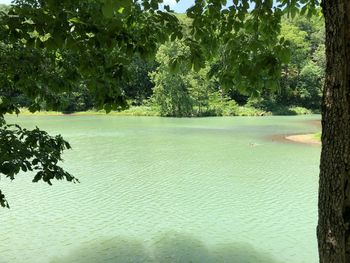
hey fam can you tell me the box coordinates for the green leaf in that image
[39,33,51,42]
[28,30,40,39]
[21,164,27,172]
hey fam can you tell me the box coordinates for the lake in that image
[1,115,321,263]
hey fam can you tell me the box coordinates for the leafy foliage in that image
[150,41,217,117]
[150,42,194,117]
[276,15,324,109]
[0,120,78,208]
[123,58,157,106]
[1,0,183,112]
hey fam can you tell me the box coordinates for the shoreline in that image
[4,106,320,118]
[268,132,321,146]
[285,134,321,145]
[6,112,321,118]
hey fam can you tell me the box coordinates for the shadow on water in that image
[50,232,282,263]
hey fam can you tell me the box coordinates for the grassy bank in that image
[13,106,160,117]
[10,105,318,117]
[313,132,322,141]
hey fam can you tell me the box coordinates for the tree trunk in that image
[318,1,350,262]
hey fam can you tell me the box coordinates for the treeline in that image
[148,14,325,117]
[1,5,324,116]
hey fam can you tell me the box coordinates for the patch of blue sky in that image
[0,0,12,4]
[162,0,238,13]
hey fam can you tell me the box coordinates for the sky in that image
[0,0,11,4]
[162,0,195,13]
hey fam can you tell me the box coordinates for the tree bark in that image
[318,1,350,262]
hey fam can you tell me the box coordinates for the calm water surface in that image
[1,115,321,263]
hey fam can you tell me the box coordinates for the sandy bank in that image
[285,134,321,145]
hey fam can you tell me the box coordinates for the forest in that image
[0,4,325,117]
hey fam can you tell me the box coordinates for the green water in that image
[1,115,320,263]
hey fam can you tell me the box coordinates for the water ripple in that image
[1,115,320,263]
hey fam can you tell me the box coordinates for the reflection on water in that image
[51,232,281,263]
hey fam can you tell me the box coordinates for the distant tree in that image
[56,84,94,113]
[123,58,157,106]
[150,40,215,117]
[150,41,193,117]
[187,66,212,115]
[297,60,323,108]
[270,15,323,109]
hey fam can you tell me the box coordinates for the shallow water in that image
[1,115,321,263]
